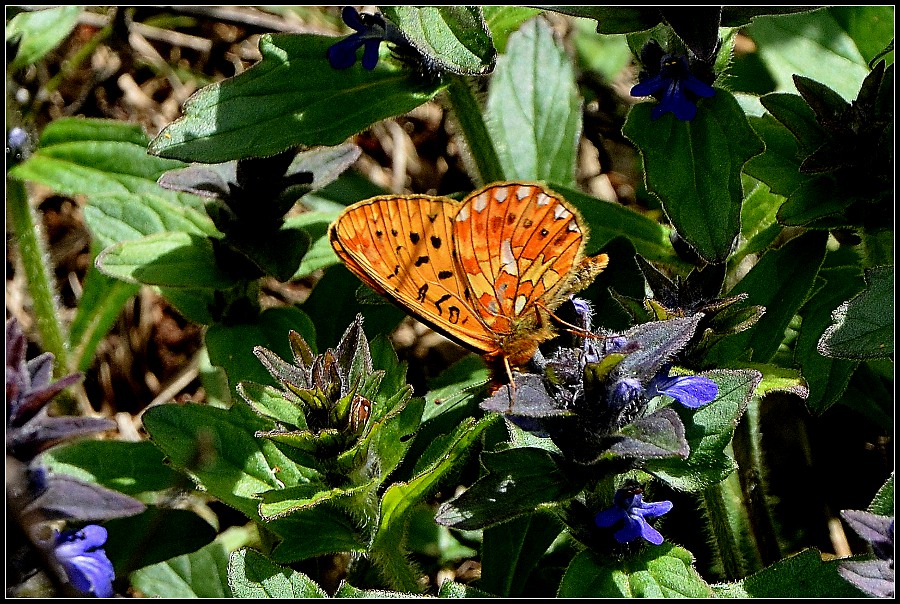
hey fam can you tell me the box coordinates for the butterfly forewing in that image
[329,195,500,354]
[453,183,586,334]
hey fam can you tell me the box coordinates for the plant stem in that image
[732,396,783,566]
[7,176,69,375]
[445,74,505,185]
[701,479,745,581]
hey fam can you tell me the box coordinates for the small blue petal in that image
[614,515,646,543]
[634,499,674,519]
[648,366,718,408]
[327,36,365,70]
[595,507,627,528]
[341,6,366,32]
[637,520,666,545]
[658,376,717,408]
[361,39,381,70]
[683,75,716,98]
[631,74,667,98]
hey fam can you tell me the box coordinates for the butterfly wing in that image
[453,183,588,336]
[329,195,500,355]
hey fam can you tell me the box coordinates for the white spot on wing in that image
[514,295,526,315]
[455,205,469,222]
[568,219,579,232]
[554,203,571,220]
[536,193,551,207]
[516,186,531,200]
[494,187,508,202]
[500,240,517,275]
[473,192,489,213]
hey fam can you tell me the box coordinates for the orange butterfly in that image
[329,182,609,379]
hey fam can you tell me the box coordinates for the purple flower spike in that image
[631,54,715,121]
[595,487,673,545]
[53,525,115,598]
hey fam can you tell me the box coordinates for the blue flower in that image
[327,7,389,70]
[53,525,115,598]
[646,364,718,409]
[631,54,715,121]
[595,487,673,545]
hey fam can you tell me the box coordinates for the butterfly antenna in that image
[536,301,608,341]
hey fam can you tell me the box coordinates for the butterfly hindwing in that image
[329,195,499,354]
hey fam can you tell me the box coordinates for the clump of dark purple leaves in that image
[6,318,143,598]
[482,300,717,467]
[838,509,894,598]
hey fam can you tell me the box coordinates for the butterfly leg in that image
[503,356,516,412]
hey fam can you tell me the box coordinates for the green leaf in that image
[422,354,490,422]
[573,19,633,82]
[141,402,310,520]
[6,6,82,70]
[828,6,896,65]
[818,265,893,360]
[238,382,308,430]
[129,535,232,598]
[95,232,239,289]
[759,92,827,152]
[647,369,761,492]
[7,117,215,249]
[796,268,865,414]
[104,507,217,574]
[85,193,217,250]
[624,90,764,263]
[707,231,829,365]
[484,17,582,187]
[228,549,327,598]
[372,415,496,591]
[334,583,425,598]
[868,474,894,516]
[479,511,563,597]
[381,7,496,75]
[149,34,443,162]
[545,7,661,34]
[733,178,783,263]
[435,446,582,530]
[483,6,543,53]
[68,256,140,372]
[558,544,712,597]
[746,9,870,100]
[206,306,317,399]
[269,510,367,563]
[39,440,182,499]
[302,265,405,351]
[10,119,189,198]
[258,481,372,522]
[438,581,496,598]
[743,114,807,197]
[607,408,690,461]
[713,548,867,597]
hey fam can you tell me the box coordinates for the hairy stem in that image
[7,176,69,375]
[445,74,505,185]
